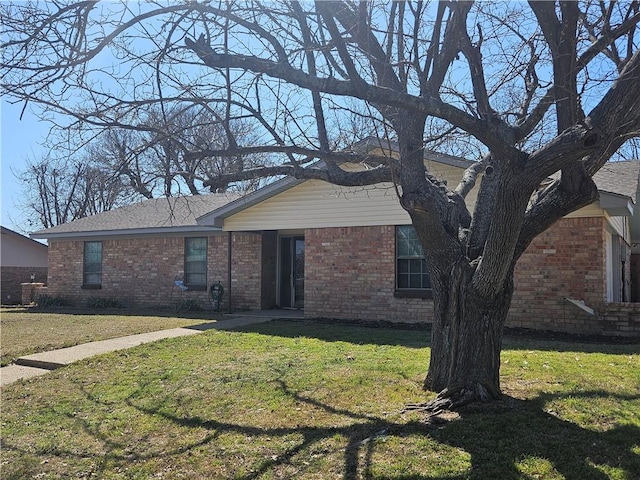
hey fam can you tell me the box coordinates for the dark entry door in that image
[280,236,304,308]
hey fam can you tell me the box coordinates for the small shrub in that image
[175,298,202,312]
[36,294,71,307]
[87,297,124,309]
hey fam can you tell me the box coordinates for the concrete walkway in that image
[1,310,303,388]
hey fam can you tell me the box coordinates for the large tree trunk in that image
[419,258,515,411]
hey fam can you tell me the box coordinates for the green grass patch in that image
[0,307,214,366]
[1,319,639,479]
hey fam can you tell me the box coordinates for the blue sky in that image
[1,98,50,235]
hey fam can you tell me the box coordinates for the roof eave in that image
[599,191,635,216]
[30,225,223,240]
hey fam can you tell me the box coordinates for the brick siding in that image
[46,233,262,310]
[230,232,263,311]
[303,220,638,337]
[304,225,433,323]
[1,266,48,305]
[596,302,640,336]
[510,216,608,334]
[43,218,639,336]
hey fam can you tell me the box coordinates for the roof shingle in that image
[32,160,640,239]
[32,193,241,237]
[592,160,640,202]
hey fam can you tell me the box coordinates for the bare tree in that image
[138,104,268,194]
[3,1,640,409]
[16,102,266,229]
[18,155,127,229]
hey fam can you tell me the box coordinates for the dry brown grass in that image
[0,307,213,366]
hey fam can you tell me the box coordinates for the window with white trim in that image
[396,226,431,290]
[185,237,207,288]
[83,241,102,287]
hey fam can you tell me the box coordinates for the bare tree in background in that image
[3,1,640,410]
[138,104,267,195]
[18,155,127,229]
[17,102,267,229]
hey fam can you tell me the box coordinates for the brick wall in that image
[260,231,278,309]
[45,233,263,311]
[41,221,639,336]
[303,220,638,337]
[48,237,195,307]
[208,234,230,311]
[304,222,606,326]
[230,232,263,311]
[509,216,608,334]
[304,225,433,323]
[596,302,640,336]
[1,266,48,305]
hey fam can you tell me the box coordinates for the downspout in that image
[227,231,232,313]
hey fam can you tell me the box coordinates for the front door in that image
[280,236,304,309]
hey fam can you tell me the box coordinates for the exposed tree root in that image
[403,383,499,414]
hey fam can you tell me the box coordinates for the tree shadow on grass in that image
[236,319,640,354]
[103,384,640,478]
[128,384,639,480]
[429,391,640,480]
[3,378,638,480]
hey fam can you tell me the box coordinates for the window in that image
[185,237,207,288]
[83,241,102,287]
[396,226,431,290]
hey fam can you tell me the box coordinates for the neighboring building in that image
[31,148,640,337]
[1,226,48,304]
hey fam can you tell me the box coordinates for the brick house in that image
[1,226,48,304]
[31,151,640,337]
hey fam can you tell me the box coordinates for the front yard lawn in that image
[0,307,212,366]
[1,319,639,479]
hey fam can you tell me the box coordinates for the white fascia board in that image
[30,225,224,241]
[599,191,634,217]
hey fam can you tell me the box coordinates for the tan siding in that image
[564,203,606,218]
[607,215,627,239]
[223,160,613,232]
[424,162,469,183]
[224,181,404,231]
[225,167,480,231]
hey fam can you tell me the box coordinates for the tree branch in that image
[203,162,391,192]
[454,160,485,199]
[515,172,599,260]
[292,1,330,152]
[184,34,515,152]
[325,1,402,91]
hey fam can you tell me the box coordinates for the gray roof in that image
[592,160,640,202]
[30,153,640,241]
[31,194,241,239]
